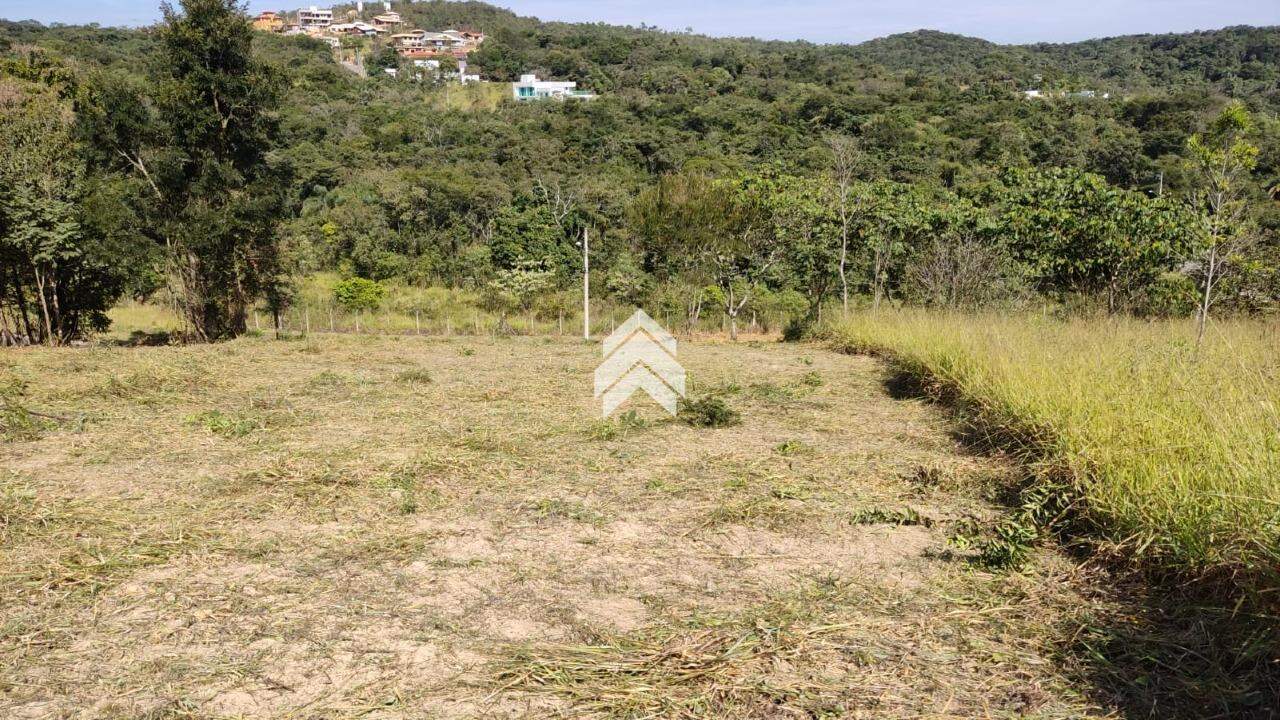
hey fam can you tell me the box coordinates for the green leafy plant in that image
[774,439,811,456]
[186,410,259,438]
[333,277,388,312]
[0,376,40,442]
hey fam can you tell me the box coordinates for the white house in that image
[512,74,595,101]
[1023,88,1111,100]
[298,6,333,29]
[413,59,481,84]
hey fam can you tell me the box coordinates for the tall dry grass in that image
[829,310,1280,599]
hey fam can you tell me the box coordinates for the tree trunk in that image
[1196,246,1217,349]
[32,266,55,346]
[839,205,849,315]
[582,227,591,340]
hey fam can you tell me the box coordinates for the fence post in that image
[446,317,452,336]
[415,310,421,335]
[355,313,361,333]
[329,306,335,333]
[304,307,310,335]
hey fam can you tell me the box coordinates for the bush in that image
[333,277,387,312]
[782,316,813,342]
[679,395,741,428]
[1131,272,1199,318]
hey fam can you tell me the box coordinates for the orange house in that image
[252,11,284,32]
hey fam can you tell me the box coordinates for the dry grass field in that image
[0,334,1209,718]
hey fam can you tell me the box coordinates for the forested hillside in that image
[1,1,1278,343]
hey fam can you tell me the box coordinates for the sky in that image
[1,0,1277,44]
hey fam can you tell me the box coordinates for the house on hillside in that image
[390,30,426,47]
[412,59,481,84]
[1022,88,1111,100]
[371,12,402,29]
[298,6,333,30]
[512,74,595,101]
[329,21,381,37]
[252,11,285,32]
[442,28,485,51]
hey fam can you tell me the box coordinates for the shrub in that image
[333,277,387,312]
[1131,271,1199,318]
[679,395,741,428]
[782,316,812,342]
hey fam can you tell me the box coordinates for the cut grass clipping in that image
[829,310,1280,604]
[491,618,853,718]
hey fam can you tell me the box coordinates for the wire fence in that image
[249,300,792,339]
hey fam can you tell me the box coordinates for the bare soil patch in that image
[2,335,1114,718]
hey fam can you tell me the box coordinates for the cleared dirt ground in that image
[2,335,1115,718]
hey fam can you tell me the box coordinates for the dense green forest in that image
[1,0,1278,343]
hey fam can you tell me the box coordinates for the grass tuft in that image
[185,409,260,438]
[394,368,434,384]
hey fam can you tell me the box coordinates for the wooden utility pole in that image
[582,226,591,340]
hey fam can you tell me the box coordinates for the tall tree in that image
[150,0,287,341]
[0,49,142,345]
[826,134,868,315]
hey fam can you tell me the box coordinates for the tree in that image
[998,167,1190,313]
[902,200,1024,309]
[826,134,869,314]
[760,174,839,322]
[863,182,928,311]
[1184,102,1260,346]
[0,49,142,345]
[141,0,287,341]
[631,173,778,340]
[484,261,555,327]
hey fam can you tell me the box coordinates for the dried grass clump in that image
[490,621,854,718]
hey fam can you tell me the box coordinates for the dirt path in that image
[1,336,1112,718]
